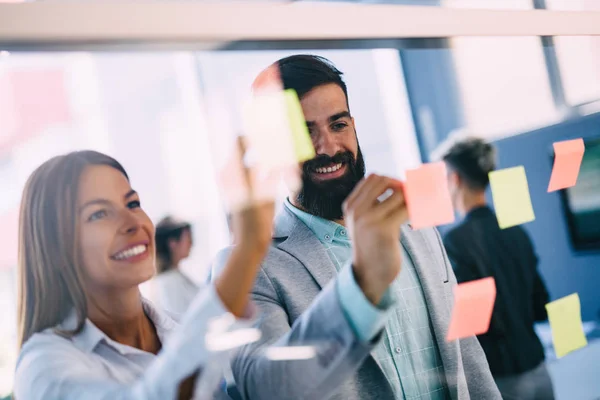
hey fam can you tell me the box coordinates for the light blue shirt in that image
[285,199,448,400]
[14,285,253,400]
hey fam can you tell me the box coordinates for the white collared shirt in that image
[147,268,200,316]
[14,285,255,400]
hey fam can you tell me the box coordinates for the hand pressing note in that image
[216,136,276,317]
[343,174,408,305]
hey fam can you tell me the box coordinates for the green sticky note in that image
[546,293,588,358]
[284,89,315,162]
[489,166,535,229]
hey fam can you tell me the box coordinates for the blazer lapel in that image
[400,226,460,399]
[273,207,337,290]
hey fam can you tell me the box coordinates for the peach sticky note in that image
[284,89,316,163]
[548,138,585,192]
[546,293,588,358]
[252,64,283,94]
[447,277,496,341]
[489,166,535,229]
[404,162,455,230]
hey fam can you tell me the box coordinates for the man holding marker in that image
[212,55,500,400]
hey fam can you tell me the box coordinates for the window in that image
[545,1,600,106]
[450,36,558,138]
[0,52,228,396]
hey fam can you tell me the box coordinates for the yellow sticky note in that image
[489,166,535,229]
[284,89,315,163]
[242,91,296,169]
[546,293,588,358]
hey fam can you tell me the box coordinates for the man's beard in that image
[297,147,366,220]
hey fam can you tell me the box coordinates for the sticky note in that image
[447,277,496,341]
[489,166,535,229]
[545,293,588,358]
[284,89,316,163]
[548,138,585,192]
[404,162,455,230]
[1,70,71,151]
[252,64,283,94]
[242,91,297,170]
[218,137,280,212]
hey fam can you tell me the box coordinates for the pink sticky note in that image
[548,138,585,192]
[404,162,455,230]
[251,64,283,94]
[14,70,71,138]
[447,277,496,341]
[0,69,71,154]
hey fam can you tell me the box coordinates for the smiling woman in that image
[14,150,276,400]
[18,151,132,345]
[76,164,156,300]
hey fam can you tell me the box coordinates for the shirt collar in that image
[60,298,178,355]
[284,198,349,244]
[466,205,493,220]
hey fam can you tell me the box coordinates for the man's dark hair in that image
[269,54,364,220]
[277,55,348,103]
[442,137,496,191]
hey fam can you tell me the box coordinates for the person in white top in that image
[14,146,275,400]
[151,216,199,315]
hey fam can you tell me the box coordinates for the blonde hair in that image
[17,151,128,348]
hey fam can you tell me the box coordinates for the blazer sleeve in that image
[436,230,502,400]
[210,247,380,400]
[456,335,502,399]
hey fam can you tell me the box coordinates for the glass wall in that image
[0,35,599,398]
[0,48,420,396]
[0,52,231,394]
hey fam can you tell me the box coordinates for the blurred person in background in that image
[437,136,554,400]
[212,55,500,400]
[14,148,275,400]
[152,216,199,315]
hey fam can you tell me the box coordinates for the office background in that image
[0,0,599,398]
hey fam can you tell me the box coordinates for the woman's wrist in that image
[215,245,264,317]
[232,241,269,263]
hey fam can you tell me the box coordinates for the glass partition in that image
[0,32,599,399]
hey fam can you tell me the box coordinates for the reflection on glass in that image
[0,36,598,399]
[554,36,600,107]
[450,36,557,139]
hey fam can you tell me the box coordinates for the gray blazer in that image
[211,206,501,400]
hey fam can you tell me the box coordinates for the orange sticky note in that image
[447,277,496,341]
[404,162,455,230]
[548,138,585,192]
